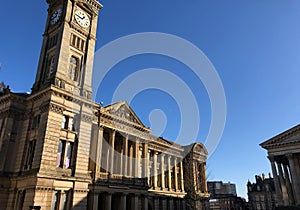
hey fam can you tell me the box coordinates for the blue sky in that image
[1,0,300,199]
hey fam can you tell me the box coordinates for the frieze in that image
[49,103,65,114]
[80,113,94,123]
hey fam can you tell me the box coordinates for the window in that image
[52,190,71,210]
[61,115,75,131]
[15,190,26,210]
[30,114,41,130]
[24,140,37,170]
[68,56,80,82]
[47,55,55,78]
[56,140,73,169]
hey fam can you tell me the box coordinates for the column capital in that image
[268,155,275,162]
[286,153,293,159]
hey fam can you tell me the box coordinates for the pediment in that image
[101,101,149,130]
[260,124,300,148]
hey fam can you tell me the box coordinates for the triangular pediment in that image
[101,101,149,130]
[260,124,300,148]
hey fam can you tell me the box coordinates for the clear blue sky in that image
[1,0,300,199]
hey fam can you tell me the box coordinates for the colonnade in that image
[94,127,185,192]
[268,154,300,206]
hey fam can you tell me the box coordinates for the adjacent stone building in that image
[207,181,247,210]
[260,124,300,208]
[247,173,276,210]
[0,0,210,209]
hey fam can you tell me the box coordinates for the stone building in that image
[207,181,247,210]
[247,174,276,210]
[260,124,300,208]
[0,0,209,210]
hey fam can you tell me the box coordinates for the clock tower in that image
[32,0,102,99]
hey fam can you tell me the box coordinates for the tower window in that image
[70,34,85,51]
[30,114,41,130]
[68,56,80,82]
[24,139,37,170]
[56,140,74,169]
[61,115,75,131]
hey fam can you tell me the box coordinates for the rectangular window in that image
[61,115,75,131]
[16,190,26,210]
[30,114,41,130]
[24,140,37,170]
[56,140,74,169]
[52,190,71,210]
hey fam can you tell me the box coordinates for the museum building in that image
[0,0,210,209]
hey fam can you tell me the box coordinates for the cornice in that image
[260,124,300,149]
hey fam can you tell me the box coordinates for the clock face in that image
[74,10,90,28]
[50,8,62,25]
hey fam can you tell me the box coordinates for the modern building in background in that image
[247,173,276,210]
[0,0,210,210]
[207,181,247,210]
[260,124,300,208]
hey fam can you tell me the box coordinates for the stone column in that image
[153,151,158,189]
[123,135,129,176]
[143,142,148,178]
[168,155,172,190]
[160,154,165,189]
[95,127,103,178]
[142,195,148,210]
[109,130,116,174]
[120,194,127,210]
[277,161,288,205]
[131,194,139,210]
[169,198,174,210]
[203,162,208,192]
[135,140,140,177]
[180,161,184,192]
[174,157,178,191]
[93,193,98,210]
[283,163,294,205]
[287,154,300,205]
[129,144,133,177]
[106,193,112,210]
[268,156,283,205]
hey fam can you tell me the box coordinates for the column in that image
[203,162,208,192]
[268,156,282,205]
[120,194,127,210]
[131,194,139,210]
[153,151,158,188]
[109,130,116,174]
[180,161,184,192]
[287,154,300,205]
[129,144,133,177]
[169,198,174,210]
[283,163,294,205]
[160,154,165,189]
[135,140,140,177]
[143,142,148,178]
[174,157,178,191]
[106,193,112,210]
[277,161,288,205]
[142,195,148,210]
[93,193,98,210]
[95,127,103,178]
[168,155,172,190]
[123,135,128,176]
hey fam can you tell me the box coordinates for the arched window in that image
[68,56,80,82]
